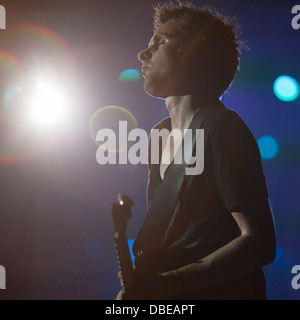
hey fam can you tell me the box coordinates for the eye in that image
[149,39,165,50]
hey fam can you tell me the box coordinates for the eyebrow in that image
[148,32,178,47]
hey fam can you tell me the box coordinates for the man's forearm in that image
[161,233,275,297]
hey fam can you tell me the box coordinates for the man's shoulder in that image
[208,105,258,150]
[148,104,249,134]
[209,105,250,133]
[210,104,243,123]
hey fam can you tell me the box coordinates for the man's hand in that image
[115,272,171,300]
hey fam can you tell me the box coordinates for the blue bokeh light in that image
[119,69,140,82]
[257,135,279,160]
[273,75,299,102]
[128,239,135,263]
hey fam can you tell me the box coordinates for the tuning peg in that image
[118,194,134,207]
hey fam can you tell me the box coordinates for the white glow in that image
[29,77,67,126]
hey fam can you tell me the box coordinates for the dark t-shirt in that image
[136,102,270,299]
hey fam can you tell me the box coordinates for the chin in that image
[143,79,169,99]
[144,84,161,99]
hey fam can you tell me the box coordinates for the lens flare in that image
[89,105,138,152]
[0,50,21,114]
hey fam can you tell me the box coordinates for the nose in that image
[138,48,151,62]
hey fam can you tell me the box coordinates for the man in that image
[116,1,276,300]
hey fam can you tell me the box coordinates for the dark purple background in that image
[0,0,299,300]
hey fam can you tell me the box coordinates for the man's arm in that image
[161,200,276,297]
[116,197,276,300]
[116,112,276,300]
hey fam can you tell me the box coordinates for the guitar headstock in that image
[111,194,134,290]
[111,194,134,234]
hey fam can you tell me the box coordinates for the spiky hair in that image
[153,1,247,96]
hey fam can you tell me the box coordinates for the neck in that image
[165,95,213,132]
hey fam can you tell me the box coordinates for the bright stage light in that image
[28,77,67,126]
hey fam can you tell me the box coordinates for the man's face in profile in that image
[138,20,188,99]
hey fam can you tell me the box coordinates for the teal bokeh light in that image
[119,69,140,82]
[257,135,279,160]
[273,75,299,102]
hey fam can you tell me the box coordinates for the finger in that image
[115,289,126,300]
[115,292,121,300]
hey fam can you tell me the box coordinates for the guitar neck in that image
[111,195,134,291]
[114,230,133,290]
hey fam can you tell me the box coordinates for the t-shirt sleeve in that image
[208,110,269,213]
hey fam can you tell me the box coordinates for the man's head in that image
[138,1,245,99]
